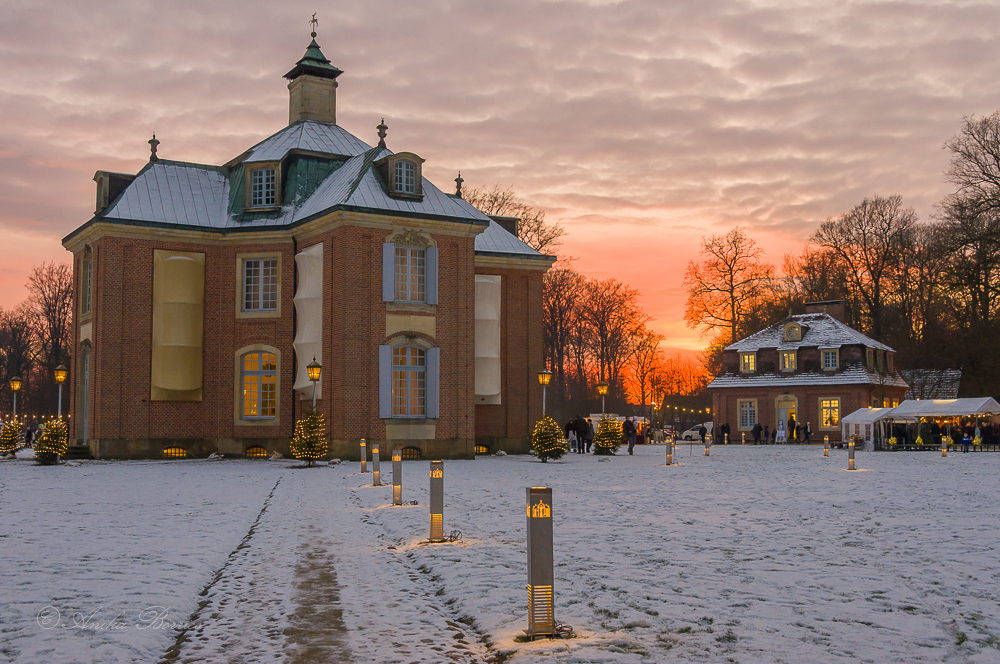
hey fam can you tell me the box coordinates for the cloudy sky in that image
[2,0,999,349]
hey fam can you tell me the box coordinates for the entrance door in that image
[776,396,797,434]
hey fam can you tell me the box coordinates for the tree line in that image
[685,110,1000,397]
[1,263,74,419]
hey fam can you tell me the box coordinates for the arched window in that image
[392,346,426,417]
[395,160,417,194]
[242,351,277,419]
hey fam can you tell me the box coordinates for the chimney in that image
[805,300,845,322]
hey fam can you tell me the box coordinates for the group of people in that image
[894,419,999,452]
[748,417,812,445]
[563,415,645,455]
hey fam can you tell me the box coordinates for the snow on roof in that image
[104,162,229,228]
[707,363,909,389]
[94,137,543,258]
[886,398,1000,419]
[726,313,893,352]
[242,121,370,163]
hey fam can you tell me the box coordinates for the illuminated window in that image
[245,446,268,458]
[163,447,188,458]
[394,247,426,302]
[243,258,278,312]
[820,398,840,428]
[392,346,426,417]
[251,167,276,207]
[780,351,797,372]
[475,445,489,455]
[740,352,756,373]
[738,399,757,430]
[822,349,838,371]
[395,160,417,194]
[242,351,277,419]
[401,446,422,459]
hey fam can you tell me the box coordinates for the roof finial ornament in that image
[309,12,318,38]
[455,171,464,198]
[148,133,160,163]
[377,117,388,149]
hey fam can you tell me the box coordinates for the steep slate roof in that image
[82,121,546,260]
[726,313,893,352]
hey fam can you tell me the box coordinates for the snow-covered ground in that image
[2,444,999,663]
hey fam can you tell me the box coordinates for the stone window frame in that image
[234,344,281,426]
[819,396,841,430]
[245,162,281,210]
[236,252,282,319]
[377,152,426,201]
[783,322,802,341]
[737,398,757,431]
[80,245,93,319]
[780,350,797,372]
[379,334,439,421]
[740,352,756,373]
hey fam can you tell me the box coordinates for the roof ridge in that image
[344,148,383,200]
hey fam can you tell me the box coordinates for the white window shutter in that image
[426,347,440,418]
[378,345,393,418]
[382,243,395,302]
[425,246,438,305]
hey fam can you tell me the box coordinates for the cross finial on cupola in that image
[377,118,388,149]
[148,133,160,162]
[455,171,464,198]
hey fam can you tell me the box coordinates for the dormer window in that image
[780,351,797,372]
[395,160,417,194]
[866,348,874,368]
[740,352,756,373]
[377,152,425,200]
[251,167,276,207]
[783,322,802,342]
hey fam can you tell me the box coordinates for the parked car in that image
[679,422,713,441]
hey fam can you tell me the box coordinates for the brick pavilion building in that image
[62,35,554,459]
[708,301,909,442]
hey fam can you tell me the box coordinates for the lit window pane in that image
[391,345,426,417]
[242,351,277,420]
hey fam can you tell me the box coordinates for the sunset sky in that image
[2,0,999,350]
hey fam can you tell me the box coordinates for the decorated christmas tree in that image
[34,419,68,465]
[290,409,328,467]
[1,420,20,457]
[593,417,622,455]
[530,416,568,462]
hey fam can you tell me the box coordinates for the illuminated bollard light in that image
[848,441,856,470]
[725,433,729,445]
[824,436,829,457]
[705,439,711,456]
[372,444,381,486]
[360,438,367,473]
[392,448,402,505]
[429,461,444,542]
[741,432,745,445]
[526,486,555,638]
[941,440,948,457]
[666,436,673,466]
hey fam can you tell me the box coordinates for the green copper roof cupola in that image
[285,15,342,125]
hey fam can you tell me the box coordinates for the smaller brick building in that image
[708,301,909,442]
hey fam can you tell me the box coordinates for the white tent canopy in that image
[842,407,894,426]
[842,407,894,448]
[886,398,1000,420]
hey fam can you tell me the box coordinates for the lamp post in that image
[306,357,322,410]
[537,370,551,417]
[596,381,608,416]
[9,375,22,419]
[54,365,68,419]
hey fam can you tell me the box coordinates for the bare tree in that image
[811,195,917,340]
[579,278,648,395]
[543,268,586,400]
[0,306,35,414]
[684,227,775,344]
[465,184,566,254]
[25,262,74,371]
[945,110,1000,216]
[628,330,663,410]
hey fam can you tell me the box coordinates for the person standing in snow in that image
[763,424,769,444]
[574,416,589,454]
[752,422,762,445]
[805,422,812,444]
[624,417,637,455]
[962,431,972,453]
[586,419,595,453]
[787,416,796,442]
